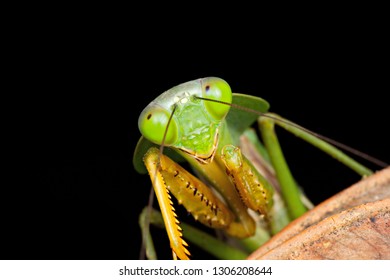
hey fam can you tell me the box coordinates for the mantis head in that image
[138,77,232,163]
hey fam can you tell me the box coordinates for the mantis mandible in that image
[133,77,386,260]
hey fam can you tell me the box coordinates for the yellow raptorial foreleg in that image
[220,145,274,217]
[144,148,190,260]
[144,146,268,259]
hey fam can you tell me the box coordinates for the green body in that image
[134,77,373,260]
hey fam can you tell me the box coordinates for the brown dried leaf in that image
[248,167,390,260]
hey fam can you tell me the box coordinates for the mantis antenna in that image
[196,96,388,168]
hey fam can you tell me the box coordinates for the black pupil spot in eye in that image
[205,85,210,91]
[147,114,152,120]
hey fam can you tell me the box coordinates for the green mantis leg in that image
[139,207,248,260]
[258,117,307,220]
[258,114,374,220]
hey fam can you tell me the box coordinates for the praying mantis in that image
[133,77,386,260]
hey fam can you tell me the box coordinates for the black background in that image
[5,17,389,260]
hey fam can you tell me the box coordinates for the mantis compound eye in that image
[201,77,232,121]
[138,106,178,146]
